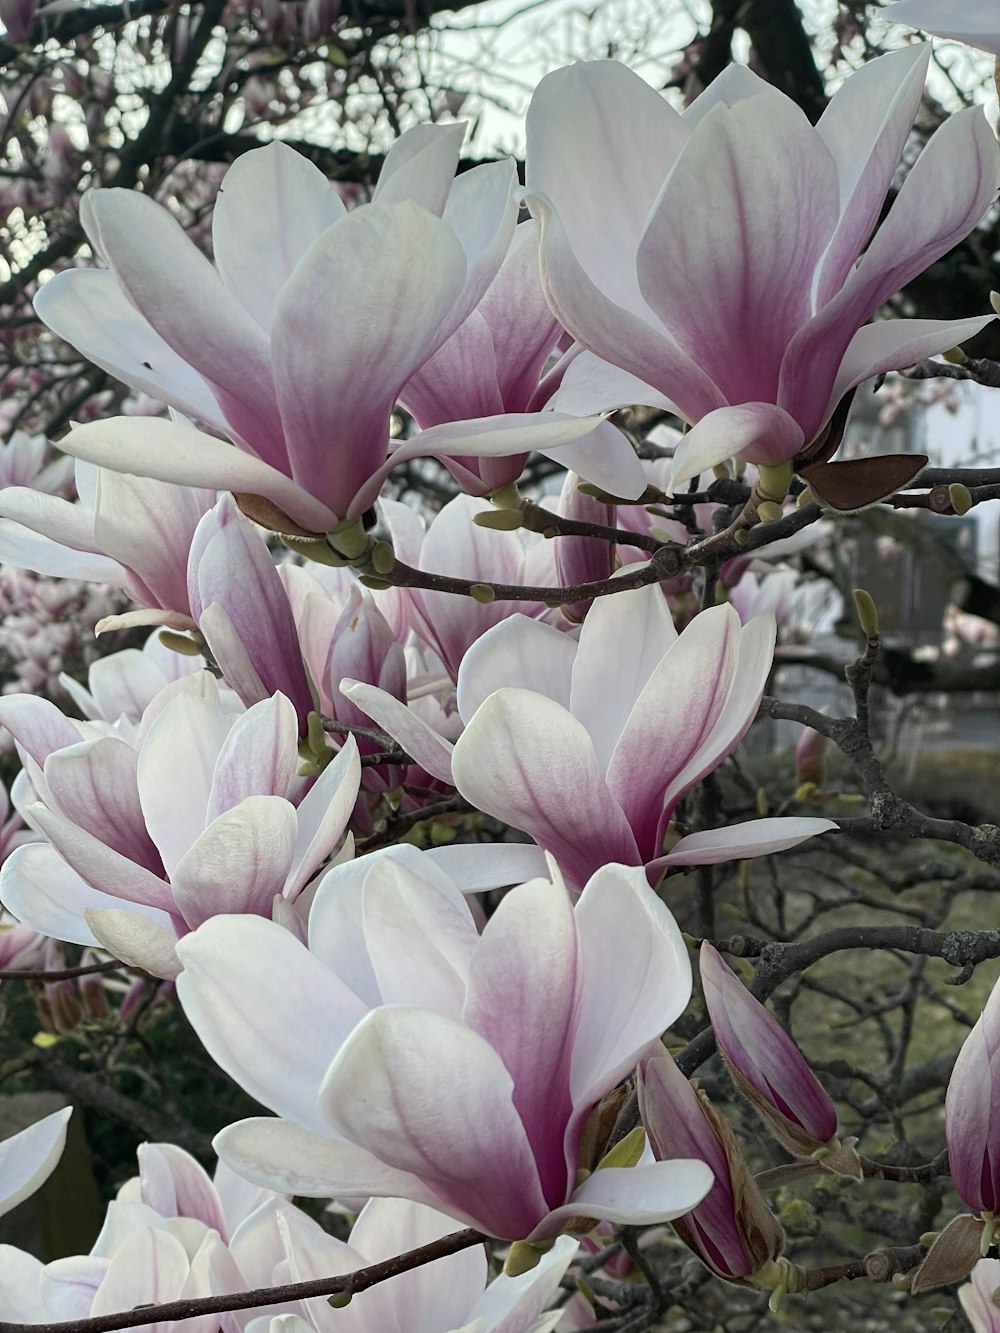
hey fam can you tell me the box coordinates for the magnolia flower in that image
[0,459,216,632]
[35,132,606,536]
[176,848,713,1242]
[0,1107,71,1220]
[398,219,645,501]
[347,584,835,888]
[885,1,1000,54]
[525,48,998,499]
[700,942,838,1158]
[1,1126,574,1333]
[946,973,1000,1217]
[58,632,204,728]
[0,1139,281,1328]
[243,1200,578,1333]
[961,1259,1000,1332]
[0,681,360,976]
[379,494,558,683]
[0,431,72,492]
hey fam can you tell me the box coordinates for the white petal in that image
[0,1108,72,1219]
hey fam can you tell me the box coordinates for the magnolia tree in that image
[3,0,1000,1329]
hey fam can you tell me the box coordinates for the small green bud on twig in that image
[756,500,784,525]
[469,583,496,604]
[158,630,203,657]
[370,541,395,575]
[852,588,879,640]
[949,483,974,516]
[473,510,524,532]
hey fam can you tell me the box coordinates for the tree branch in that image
[0,1228,487,1333]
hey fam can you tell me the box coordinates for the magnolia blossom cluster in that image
[0,1115,579,1333]
[0,21,999,1327]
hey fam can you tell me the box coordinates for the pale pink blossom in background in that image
[0,459,217,631]
[242,1200,577,1333]
[0,682,360,975]
[0,432,72,493]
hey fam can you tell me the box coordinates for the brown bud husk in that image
[910,1214,985,1294]
[671,1084,785,1284]
[234,491,320,538]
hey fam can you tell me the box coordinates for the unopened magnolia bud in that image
[358,575,391,590]
[370,541,395,575]
[795,726,828,789]
[942,346,969,366]
[327,1291,352,1308]
[891,1272,910,1292]
[796,485,814,507]
[639,1051,785,1284]
[469,583,496,604]
[949,483,974,516]
[852,588,879,639]
[756,501,784,525]
[700,942,838,1158]
[473,510,524,532]
[47,982,83,1034]
[712,463,731,479]
[733,529,751,547]
[158,630,203,657]
[948,975,1000,1221]
[80,972,111,1021]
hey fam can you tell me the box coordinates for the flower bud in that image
[852,587,879,639]
[700,943,838,1157]
[946,975,1000,1218]
[794,725,827,789]
[638,1048,784,1284]
[554,471,616,621]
